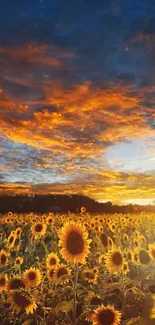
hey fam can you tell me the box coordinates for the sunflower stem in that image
[73,262,78,325]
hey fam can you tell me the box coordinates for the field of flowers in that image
[0,209,155,325]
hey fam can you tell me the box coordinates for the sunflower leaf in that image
[55,300,74,313]
[21,320,33,325]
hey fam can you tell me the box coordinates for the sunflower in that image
[14,256,24,267]
[90,295,102,306]
[99,218,104,224]
[99,254,105,264]
[0,250,8,268]
[84,269,98,284]
[100,233,108,248]
[109,223,117,233]
[5,217,11,224]
[6,276,26,292]
[91,304,121,325]
[46,252,60,269]
[108,237,114,248]
[99,226,103,233]
[54,265,71,284]
[8,289,37,314]
[122,262,129,275]
[7,233,17,249]
[85,292,102,308]
[47,269,55,281]
[148,243,155,261]
[81,206,86,213]
[105,249,124,274]
[8,211,13,217]
[122,234,129,242]
[41,214,46,222]
[15,227,22,237]
[132,239,140,248]
[84,222,89,229]
[17,216,24,223]
[0,274,8,292]
[90,222,95,230]
[49,212,55,218]
[24,267,42,288]
[94,225,99,233]
[100,232,108,248]
[140,235,147,244]
[138,249,151,266]
[126,249,133,263]
[31,222,47,239]
[93,267,99,275]
[58,222,92,264]
[46,215,54,225]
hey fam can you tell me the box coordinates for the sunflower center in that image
[50,258,57,265]
[1,254,6,264]
[139,250,150,264]
[112,252,123,265]
[66,230,84,255]
[9,279,25,290]
[85,271,94,279]
[35,224,43,232]
[100,233,108,247]
[57,268,68,278]
[98,309,115,325]
[28,272,36,280]
[16,259,21,264]
[91,297,102,305]
[0,277,6,286]
[14,292,31,308]
[9,236,14,244]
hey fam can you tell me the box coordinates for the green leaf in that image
[122,316,140,325]
[36,315,46,325]
[55,300,74,313]
[21,320,33,325]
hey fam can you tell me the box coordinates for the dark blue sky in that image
[0,0,154,85]
[1,0,155,204]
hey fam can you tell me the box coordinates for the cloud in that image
[0,80,154,154]
[1,170,155,203]
[1,1,155,203]
[1,68,155,203]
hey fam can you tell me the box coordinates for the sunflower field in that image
[0,210,155,325]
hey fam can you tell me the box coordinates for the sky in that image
[1,0,155,205]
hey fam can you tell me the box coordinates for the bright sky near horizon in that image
[1,0,155,205]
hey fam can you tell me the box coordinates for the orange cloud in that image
[0,82,154,156]
[0,43,63,68]
[1,170,155,203]
[1,42,155,202]
[128,31,155,49]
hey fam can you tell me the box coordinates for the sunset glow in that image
[1,1,155,205]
